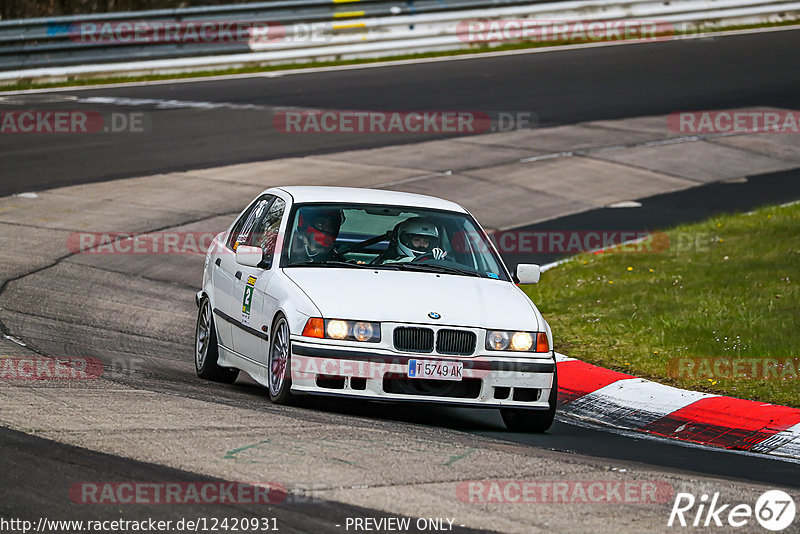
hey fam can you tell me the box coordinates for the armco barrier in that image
[0,0,534,71]
[1,0,798,82]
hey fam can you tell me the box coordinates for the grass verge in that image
[1,20,799,92]
[523,201,800,407]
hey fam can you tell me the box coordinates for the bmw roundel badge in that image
[428,312,441,320]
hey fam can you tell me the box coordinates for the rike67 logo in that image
[668,490,796,531]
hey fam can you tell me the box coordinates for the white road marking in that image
[74,96,267,111]
[607,200,642,208]
[3,334,27,347]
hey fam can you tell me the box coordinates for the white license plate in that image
[408,359,463,381]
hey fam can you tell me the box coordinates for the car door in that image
[215,195,273,351]
[207,231,234,350]
[231,196,287,361]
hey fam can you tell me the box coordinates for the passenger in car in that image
[375,217,448,264]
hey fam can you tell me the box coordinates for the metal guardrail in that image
[1,0,798,80]
[0,0,538,70]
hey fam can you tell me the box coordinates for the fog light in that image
[326,320,348,340]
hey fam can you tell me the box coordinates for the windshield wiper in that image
[288,260,372,269]
[392,262,483,277]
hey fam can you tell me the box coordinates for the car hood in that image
[283,267,542,331]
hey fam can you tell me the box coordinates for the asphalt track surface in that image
[1,28,799,195]
[0,427,492,534]
[2,28,800,530]
[1,164,798,524]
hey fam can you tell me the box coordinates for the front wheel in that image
[268,314,295,405]
[500,367,557,433]
[195,297,239,384]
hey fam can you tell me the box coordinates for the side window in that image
[250,197,286,266]
[226,195,274,251]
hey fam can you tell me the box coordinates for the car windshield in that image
[282,203,509,281]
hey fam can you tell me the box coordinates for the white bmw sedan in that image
[195,186,557,432]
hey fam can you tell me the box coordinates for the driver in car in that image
[376,217,448,264]
[290,207,343,263]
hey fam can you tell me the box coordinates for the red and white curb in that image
[555,353,800,460]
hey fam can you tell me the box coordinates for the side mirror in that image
[235,245,263,268]
[515,264,540,284]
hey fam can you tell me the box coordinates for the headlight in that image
[487,330,509,351]
[302,317,381,343]
[352,322,375,342]
[486,330,549,352]
[511,332,533,351]
[326,320,348,340]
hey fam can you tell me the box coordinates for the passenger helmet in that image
[397,218,440,258]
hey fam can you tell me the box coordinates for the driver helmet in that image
[297,207,343,258]
[397,218,440,258]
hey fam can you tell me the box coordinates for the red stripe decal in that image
[642,396,800,450]
[557,360,633,406]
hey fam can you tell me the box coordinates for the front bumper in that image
[289,340,555,410]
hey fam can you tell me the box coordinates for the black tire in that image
[195,297,239,384]
[500,367,558,433]
[267,313,295,405]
